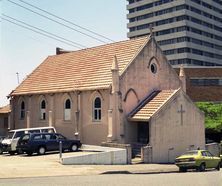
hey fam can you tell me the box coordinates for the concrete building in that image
[127,0,222,66]
[8,36,205,163]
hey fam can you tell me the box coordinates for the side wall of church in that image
[11,89,110,145]
[120,38,181,143]
[149,90,205,163]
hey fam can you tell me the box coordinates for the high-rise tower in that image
[127,0,222,66]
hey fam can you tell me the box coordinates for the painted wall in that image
[11,89,110,145]
[150,90,205,163]
[120,38,181,143]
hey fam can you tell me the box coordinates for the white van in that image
[0,127,56,155]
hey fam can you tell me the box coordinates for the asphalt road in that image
[0,170,221,186]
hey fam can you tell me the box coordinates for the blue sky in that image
[0,0,128,106]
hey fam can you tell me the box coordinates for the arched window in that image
[20,101,25,119]
[93,97,101,121]
[64,99,71,121]
[40,100,46,120]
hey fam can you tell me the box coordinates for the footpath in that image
[0,152,178,179]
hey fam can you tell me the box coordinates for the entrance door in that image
[137,122,149,144]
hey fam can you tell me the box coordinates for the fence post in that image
[59,141,62,159]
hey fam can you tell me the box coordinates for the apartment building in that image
[127,0,222,66]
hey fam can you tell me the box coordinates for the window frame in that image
[64,98,71,121]
[40,99,46,120]
[92,97,102,122]
[20,101,25,120]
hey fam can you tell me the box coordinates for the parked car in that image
[16,133,81,156]
[0,142,3,154]
[1,127,56,155]
[220,155,222,167]
[175,150,221,172]
[0,136,5,154]
[0,136,5,143]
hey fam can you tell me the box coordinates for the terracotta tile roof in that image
[128,89,179,121]
[0,105,11,114]
[11,37,148,96]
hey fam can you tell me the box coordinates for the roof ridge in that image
[48,36,149,58]
[10,37,148,96]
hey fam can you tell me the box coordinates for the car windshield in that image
[6,131,15,139]
[14,131,25,138]
[182,151,198,156]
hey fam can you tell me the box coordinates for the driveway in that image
[0,151,99,178]
[0,150,178,179]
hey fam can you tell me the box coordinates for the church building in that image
[8,35,205,163]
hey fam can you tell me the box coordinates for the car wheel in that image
[198,163,205,172]
[216,163,220,171]
[38,146,46,155]
[70,144,78,152]
[9,151,15,155]
[27,151,33,156]
[17,149,23,155]
[179,167,187,172]
[0,147,3,154]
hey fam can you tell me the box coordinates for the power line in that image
[2,14,86,48]
[1,16,83,49]
[18,0,115,43]
[7,0,112,44]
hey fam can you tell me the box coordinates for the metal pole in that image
[59,141,62,159]
[16,72,20,84]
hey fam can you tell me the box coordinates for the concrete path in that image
[0,151,178,178]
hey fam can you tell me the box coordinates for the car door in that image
[56,134,69,150]
[44,134,57,151]
[206,151,218,168]
[51,134,61,151]
[201,151,210,168]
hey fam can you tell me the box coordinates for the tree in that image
[196,102,222,133]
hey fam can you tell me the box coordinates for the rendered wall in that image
[11,89,110,144]
[150,90,205,163]
[120,38,181,143]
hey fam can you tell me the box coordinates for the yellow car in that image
[175,150,221,172]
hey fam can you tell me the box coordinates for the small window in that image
[45,134,51,140]
[33,134,43,140]
[56,134,66,140]
[20,101,25,119]
[40,100,46,120]
[29,130,40,133]
[50,134,57,140]
[64,99,71,121]
[93,97,101,121]
[150,63,157,74]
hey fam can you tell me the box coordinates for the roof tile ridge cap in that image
[11,56,52,96]
[119,35,150,76]
[88,37,147,53]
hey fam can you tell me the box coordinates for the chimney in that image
[56,47,72,55]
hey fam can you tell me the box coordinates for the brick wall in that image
[175,68,222,102]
